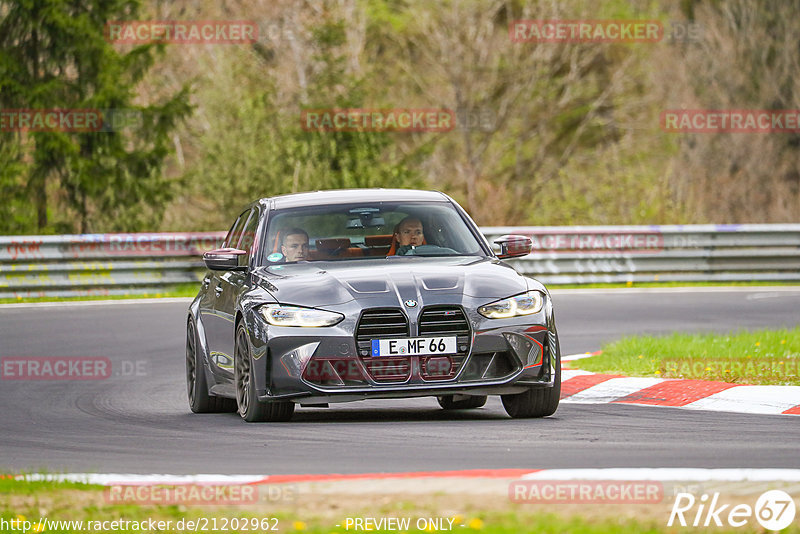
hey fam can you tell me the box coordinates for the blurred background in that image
[1,0,798,235]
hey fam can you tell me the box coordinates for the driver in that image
[281,228,309,262]
[392,217,425,255]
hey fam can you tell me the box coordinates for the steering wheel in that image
[406,244,459,255]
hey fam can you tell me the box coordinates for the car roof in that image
[259,189,450,210]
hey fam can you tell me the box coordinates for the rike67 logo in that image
[669,490,796,530]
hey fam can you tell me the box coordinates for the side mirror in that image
[203,248,248,271]
[494,235,532,259]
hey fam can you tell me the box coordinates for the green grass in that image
[574,327,800,385]
[0,478,291,534]
[0,475,102,493]
[0,509,670,534]
[282,515,674,534]
[0,283,199,304]
[3,478,799,533]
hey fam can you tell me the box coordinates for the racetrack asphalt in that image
[0,288,798,474]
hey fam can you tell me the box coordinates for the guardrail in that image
[1,225,798,298]
[0,233,225,299]
[482,224,800,285]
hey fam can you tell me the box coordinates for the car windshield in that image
[260,201,488,264]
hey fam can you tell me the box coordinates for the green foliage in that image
[3,0,797,233]
[188,15,423,227]
[0,133,35,234]
[360,0,416,34]
[0,0,191,233]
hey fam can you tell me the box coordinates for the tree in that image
[655,0,800,222]
[0,0,191,233]
[186,6,423,229]
[364,0,674,225]
[0,132,32,234]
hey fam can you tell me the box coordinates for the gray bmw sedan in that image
[186,189,561,422]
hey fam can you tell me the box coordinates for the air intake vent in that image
[356,308,408,341]
[419,306,470,336]
[418,306,470,381]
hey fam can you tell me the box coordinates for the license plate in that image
[371,337,457,357]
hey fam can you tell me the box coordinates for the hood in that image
[251,257,529,308]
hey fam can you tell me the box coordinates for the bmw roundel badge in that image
[404,299,418,307]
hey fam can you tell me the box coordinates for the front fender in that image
[188,297,217,391]
[238,284,277,397]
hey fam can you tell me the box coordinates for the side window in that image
[237,209,260,254]
[224,209,250,249]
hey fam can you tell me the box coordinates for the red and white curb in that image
[12,468,800,485]
[561,353,800,416]
[10,469,531,486]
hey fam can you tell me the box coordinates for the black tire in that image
[186,318,236,413]
[501,345,561,418]
[437,395,488,410]
[234,324,295,422]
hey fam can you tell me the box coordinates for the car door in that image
[201,209,250,374]
[209,207,261,376]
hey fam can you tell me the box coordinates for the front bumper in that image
[247,298,559,404]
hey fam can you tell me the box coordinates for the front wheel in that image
[234,324,294,422]
[501,347,561,418]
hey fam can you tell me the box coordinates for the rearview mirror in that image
[203,248,248,271]
[494,235,532,259]
[347,207,385,228]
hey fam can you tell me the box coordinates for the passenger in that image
[392,217,424,255]
[281,228,309,262]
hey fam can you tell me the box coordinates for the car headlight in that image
[478,291,544,319]
[259,304,344,327]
